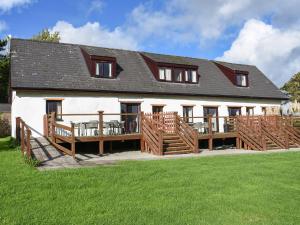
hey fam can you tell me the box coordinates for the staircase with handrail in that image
[237,116,300,151]
[141,112,199,155]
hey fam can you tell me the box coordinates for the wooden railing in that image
[16,117,32,158]
[45,112,141,137]
[237,115,300,151]
[144,112,176,133]
[237,116,264,150]
[48,112,75,157]
[176,115,199,152]
[143,112,198,153]
[141,112,163,155]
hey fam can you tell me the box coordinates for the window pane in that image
[46,100,62,120]
[174,69,182,82]
[102,63,110,77]
[192,71,197,82]
[236,74,247,86]
[241,76,246,86]
[165,68,172,81]
[159,69,165,80]
[183,106,193,123]
[96,63,100,75]
[185,70,193,82]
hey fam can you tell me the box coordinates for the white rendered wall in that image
[11,90,282,137]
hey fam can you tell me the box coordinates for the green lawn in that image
[0,137,299,225]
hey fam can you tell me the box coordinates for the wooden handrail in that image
[141,114,163,155]
[176,115,198,152]
[16,117,33,158]
[48,112,76,157]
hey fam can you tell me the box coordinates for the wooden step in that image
[163,136,181,140]
[163,139,183,144]
[164,149,193,155]
[163,142,186,147]
[164,146,190,151]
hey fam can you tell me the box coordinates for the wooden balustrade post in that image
[16,117,21,144]
[50,112,56,142]
[260,117,267,151]
[140,112,145,152]
[21,121,25,154]
[98,111,104,156]
[236,117,240,149]
[43,114,49,137]
[208,115,213,150]
[26,129,31,158]
[158,130,163,155]
[284,130,289,149]
[193,130,199,153]
[173,112,178,133]
[71,123,76,158]
[98,111,104,136]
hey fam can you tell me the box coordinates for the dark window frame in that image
[246,107,254,116]
[157,66,199,84]
[46,100,62,120]
[182,106,194,123]
[228,107,242,116]
[152,105,164,113]
[236,73,248,87]
[203,106,219,132]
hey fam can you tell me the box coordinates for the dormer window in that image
[96,62,112,78]
[185,70,197,83]
[236,74,247,87]
[159,68,172,81]
[174,68,183,82]
[157,67,198,83]
[140,53,199,84]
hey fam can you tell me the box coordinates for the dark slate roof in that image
[10,38,287,100]
[0,104,11,112]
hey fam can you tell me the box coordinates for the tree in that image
[32,29,60,42]
[281,72,300,102]
[0,38,9,103]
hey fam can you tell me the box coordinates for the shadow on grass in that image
[0,136,19,152]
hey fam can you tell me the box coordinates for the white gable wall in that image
[11,90,282,137]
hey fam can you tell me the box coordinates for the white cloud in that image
[51,21,139,50]
[127,0,300,44]
[217,19,300,87]
[0,0,33,12]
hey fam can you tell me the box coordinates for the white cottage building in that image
[10,39,287,140]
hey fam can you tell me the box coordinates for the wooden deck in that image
[198,132,237,140]
[37,112,300,157]
[75,133,142,142]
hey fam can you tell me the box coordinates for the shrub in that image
[0,117,11,137]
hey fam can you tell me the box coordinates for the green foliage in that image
[281,72,300,101]
[0,136,299,225]
[0,39,7,53]
[32,29,60,42]
[0,38,9,103]
[23,155,40,167]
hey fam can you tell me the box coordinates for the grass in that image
[0,137,299,225]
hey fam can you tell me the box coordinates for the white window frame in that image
[96,62,112,78]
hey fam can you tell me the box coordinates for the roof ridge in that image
[11,38,255,67]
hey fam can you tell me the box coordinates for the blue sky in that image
[1,0,300,87]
